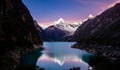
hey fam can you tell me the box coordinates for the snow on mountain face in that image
[54,18,64,25]
[88,14,94,19]
[83,14,94,22]
[40,14,94,34]
[70,22,81,28]
[39,24,48,29]
[52,18,80,34]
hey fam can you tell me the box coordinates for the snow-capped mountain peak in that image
[51,18,82,34]
[88,14,94,19]
[82,14,94,22]
[54,18,65,25]
[58,18,64,23]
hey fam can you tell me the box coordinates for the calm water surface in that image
[36,42,91,70]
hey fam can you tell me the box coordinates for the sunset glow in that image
[23,0,120,25]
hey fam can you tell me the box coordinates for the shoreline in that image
[72,43,120,70]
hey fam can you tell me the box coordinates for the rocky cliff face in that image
[0,0,42,70]
[0,0,42,44]
[74,3,120,45]
[34,20,44,41]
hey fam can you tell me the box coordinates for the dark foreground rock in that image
[0,0,43,70]
[0,41,44,70]
[72,43,120,70]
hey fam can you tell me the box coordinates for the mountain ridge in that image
[74,3,120,44]
[72,3,120,70]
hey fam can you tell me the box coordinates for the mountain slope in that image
[42,18,81,41]
[0,0,42,70]
[52,18,81,34]
[44,25,69,41]
[92,17,120,45]
[42,16,93,41]
[0,0,42,44]
[34,20,44,40]
[72,3,120,70]
[74,3,120,45]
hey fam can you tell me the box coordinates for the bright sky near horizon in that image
[23,0,120,25]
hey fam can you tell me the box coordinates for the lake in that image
[36,42,92,70]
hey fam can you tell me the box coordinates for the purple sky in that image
[23,0,120,25]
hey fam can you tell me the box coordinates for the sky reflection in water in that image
[36,42,91,70]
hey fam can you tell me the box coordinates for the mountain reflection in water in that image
[36,42,91,70]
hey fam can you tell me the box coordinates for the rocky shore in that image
[0,40,43,70]
[72,43,120,70]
